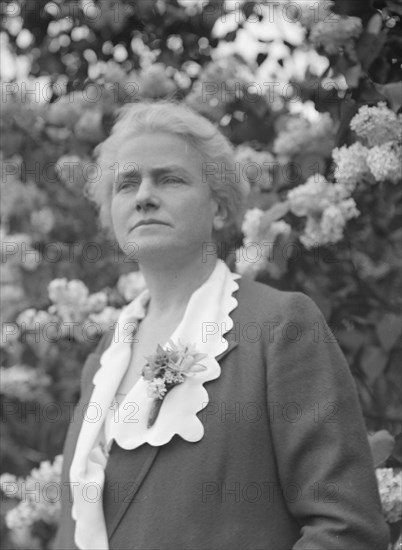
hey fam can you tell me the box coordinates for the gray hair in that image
[85,100,250,259]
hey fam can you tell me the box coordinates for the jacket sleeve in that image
[265,291,389,550]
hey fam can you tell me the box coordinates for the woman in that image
[54,101,389,550]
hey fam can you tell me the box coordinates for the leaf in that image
[391,433,402,464]
[385,0,402,16]
[374,82,402,112]
[356,30,387,70]
[376,313,402,352]
[360,345,388,384]
[189,363,207,373]
[193,353,208,362]
[368,430,395,467]
[336,329,366,353]
[344,63,363,88]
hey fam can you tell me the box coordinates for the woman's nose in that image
[134,177,160,212]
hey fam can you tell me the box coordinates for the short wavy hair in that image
[85,100,250,259]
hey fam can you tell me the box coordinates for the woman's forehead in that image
[116,131,205,171]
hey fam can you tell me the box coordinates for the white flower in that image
[366,142,401,184]
[270,220,292,240]
[288,175,358,248]
[117,271,146,302]
[30,207,55,234]
[235,249,268,278]
[46,93,83,127]
[147,378,167,399]
[74,109,104,144]
[86,291,108,313]
[48,278,89,306]
[139,63,177,98]
[0,233,32,262]
[55,154,86,187]
[103,59,129,84]
[185,56,256,119]
[0,473,20,499]
[48,279,90,324]
[4,455,63,532]
[237,215,291,278]
[9,524,42,549]
[350,102,402,147]
[273,113,335,159]
[310,15,363,57]
[235,145,275,189]
[376,468,402,523]
[241,208,264,242]
[16,308,55,330]
[332,142,370,190]
[288,174,329,216]
[20,248,41,272]
[0,365,51,401]
[285,0,335,29]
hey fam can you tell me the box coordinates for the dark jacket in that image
[54,278,389,550]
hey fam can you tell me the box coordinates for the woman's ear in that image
[212,200,228,231]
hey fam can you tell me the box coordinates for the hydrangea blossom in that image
[186,56,256,119]
[376,468,402,524]
[287,175,359,248]
[235,251,269,278]
[30,208,56,234]
[241,208,265,242]
[139,63,178,98]
[1,455,63,531]
[16,308,55,330]
[85,291,108,313]
[332,142,371,191]
[235,145,275,190]
[350,102,402,147]
[55,154,88,188]
[366,142,401,185]
[283,0,335,30]
[273,113,335,159]
[0,365,51,401]
[48,278,89,306]
[48,279,90,324]
[74,108,104,144]
[237,209,291,277]
[45,93,83,128]
[309,15,363,58]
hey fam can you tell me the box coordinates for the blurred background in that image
[0,0,401,548]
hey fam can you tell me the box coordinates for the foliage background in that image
[0,0,401,548]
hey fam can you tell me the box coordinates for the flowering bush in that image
[0,456,63,549]
[376,468,402,524]
[287,175,359,247]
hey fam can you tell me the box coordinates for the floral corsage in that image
[142,340,208,428]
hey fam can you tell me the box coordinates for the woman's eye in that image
[119,178,139,190]
[161,176,185,185]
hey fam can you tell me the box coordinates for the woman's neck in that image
[139,254,218,320]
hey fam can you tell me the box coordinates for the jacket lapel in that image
[105,443,160,538]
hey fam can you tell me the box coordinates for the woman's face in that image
[111,131,222,263]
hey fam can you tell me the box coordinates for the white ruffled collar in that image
[69,259,240,549]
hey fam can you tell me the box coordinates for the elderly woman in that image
[54,101,389,550]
